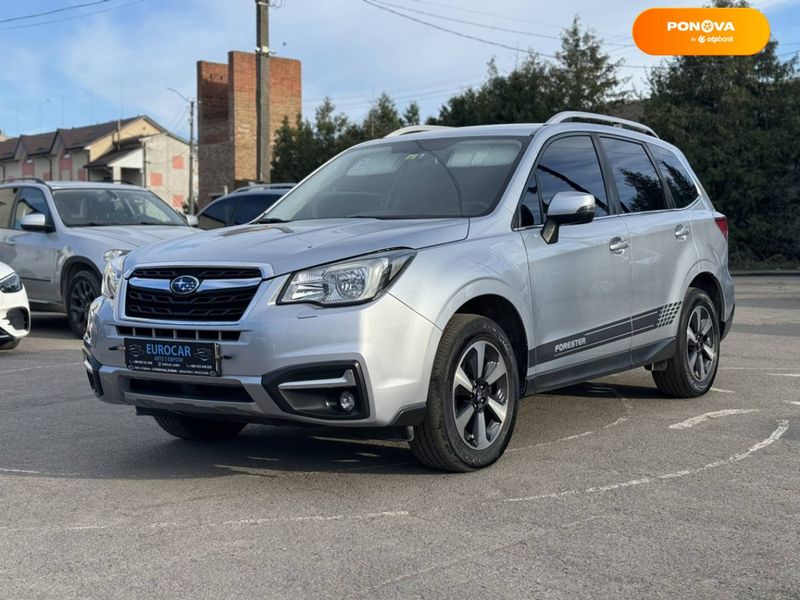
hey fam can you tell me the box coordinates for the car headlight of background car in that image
[0,272,23,294]
[102,255,126,300]
[279,249,415,306]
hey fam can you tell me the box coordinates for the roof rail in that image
[384,125,453,138]
[0,176,49,186]
[546,111,659,138]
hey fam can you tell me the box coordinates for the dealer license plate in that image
[124,338,221,377]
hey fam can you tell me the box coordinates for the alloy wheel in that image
[451,340,510,450]
[70,278,97,332]
[686,305,717,381]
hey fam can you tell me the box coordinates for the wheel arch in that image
[451,293,529,394]
[687,271,724,325]
[60,257,102,299]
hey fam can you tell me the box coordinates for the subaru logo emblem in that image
[170,275,200,295]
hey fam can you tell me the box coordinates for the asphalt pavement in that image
[0,276,798,599]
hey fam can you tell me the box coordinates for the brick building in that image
[0,116,192,209]
[197,51,301,205]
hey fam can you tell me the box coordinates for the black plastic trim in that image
[388,403,427,427]
[83,349,104,398]
[526,337,677,394]
[261,361,371,421]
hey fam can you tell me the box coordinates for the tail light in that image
[714,215,728,240]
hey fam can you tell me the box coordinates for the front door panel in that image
[523,217,632,378]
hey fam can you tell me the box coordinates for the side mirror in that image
[185,214,199,227]
[20,212,54,233]
[541,191,596,245]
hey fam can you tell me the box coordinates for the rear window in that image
[600,137,666,213]
[650,146,699,208]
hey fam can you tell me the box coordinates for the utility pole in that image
[188,98,195,215]
[167,87,197,214]
[255,0,271,183]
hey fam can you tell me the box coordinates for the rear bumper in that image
[84,286,440,428]
[721,302,734,340]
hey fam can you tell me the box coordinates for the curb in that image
[731,270,800,277]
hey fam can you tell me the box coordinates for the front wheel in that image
[66,270,100,338]
[653,287,720,398]
[410,314,519,472]
[153,414,246,440]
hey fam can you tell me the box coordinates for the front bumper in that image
[83,279,441,427]
[0,289,31,342]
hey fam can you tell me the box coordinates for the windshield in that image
[52,188,188,227]
[264,137,526,221]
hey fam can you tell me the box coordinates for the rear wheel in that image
[66,270,100,338]
[153,414,246,441]
[410,314,519,472]
[653,287,720,398]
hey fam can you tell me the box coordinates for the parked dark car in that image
[195,183,294,230]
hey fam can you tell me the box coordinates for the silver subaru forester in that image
[84,112,734,472]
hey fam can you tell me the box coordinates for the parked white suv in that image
[84,113,734,472]
[0,180,198,337]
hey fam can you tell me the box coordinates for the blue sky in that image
[0,0,798,140]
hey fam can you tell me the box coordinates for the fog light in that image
[338,391,356,412]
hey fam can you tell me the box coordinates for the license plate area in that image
[124,338,221,377]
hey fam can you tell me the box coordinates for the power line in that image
[0,0,143,31]
[0,0,109,24]
[361,0,559,59]
[370,0,633,48]
[403,0,632,42]
[362,0,795,72]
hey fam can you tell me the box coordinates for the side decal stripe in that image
[530,301,682,367]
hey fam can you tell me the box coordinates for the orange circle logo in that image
[633,7,770,56]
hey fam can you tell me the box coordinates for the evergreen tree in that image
[645,2,800,263]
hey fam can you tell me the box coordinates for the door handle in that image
[674,224,690,240]
[609,236,629,254]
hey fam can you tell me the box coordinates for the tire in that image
[410,314,519,472]
[0,339,21,351]
[66,270,100,338]
[653,287,721,398]
[153,414,246,441]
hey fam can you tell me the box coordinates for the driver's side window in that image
[519,136,609,228]
[14,187,51,230]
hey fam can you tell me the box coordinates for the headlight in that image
[279,249,415,306]
[102,255,125,299]
[0,272,23,294]
[103,248,130,263]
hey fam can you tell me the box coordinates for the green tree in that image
[548,16,628,111]
[430,57,551,126]
[644,2,800,263]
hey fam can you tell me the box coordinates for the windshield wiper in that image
[256,217,289,224]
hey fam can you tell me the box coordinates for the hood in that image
[126,218,469,276]
[69,225,199,250]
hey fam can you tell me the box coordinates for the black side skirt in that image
[525,337,676,395]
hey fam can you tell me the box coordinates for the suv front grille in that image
[124,267,261,322]
[131,267,261,279]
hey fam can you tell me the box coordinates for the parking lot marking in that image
[0,510,410,534]
[0,362,81,375]
[668,409,759,430]
[768,373,800,377]
[711,387,735,393]
[0,467,41,474]
[501,420,788,504]
[786,401,800,406]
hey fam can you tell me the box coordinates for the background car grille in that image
[125,267,261,322]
